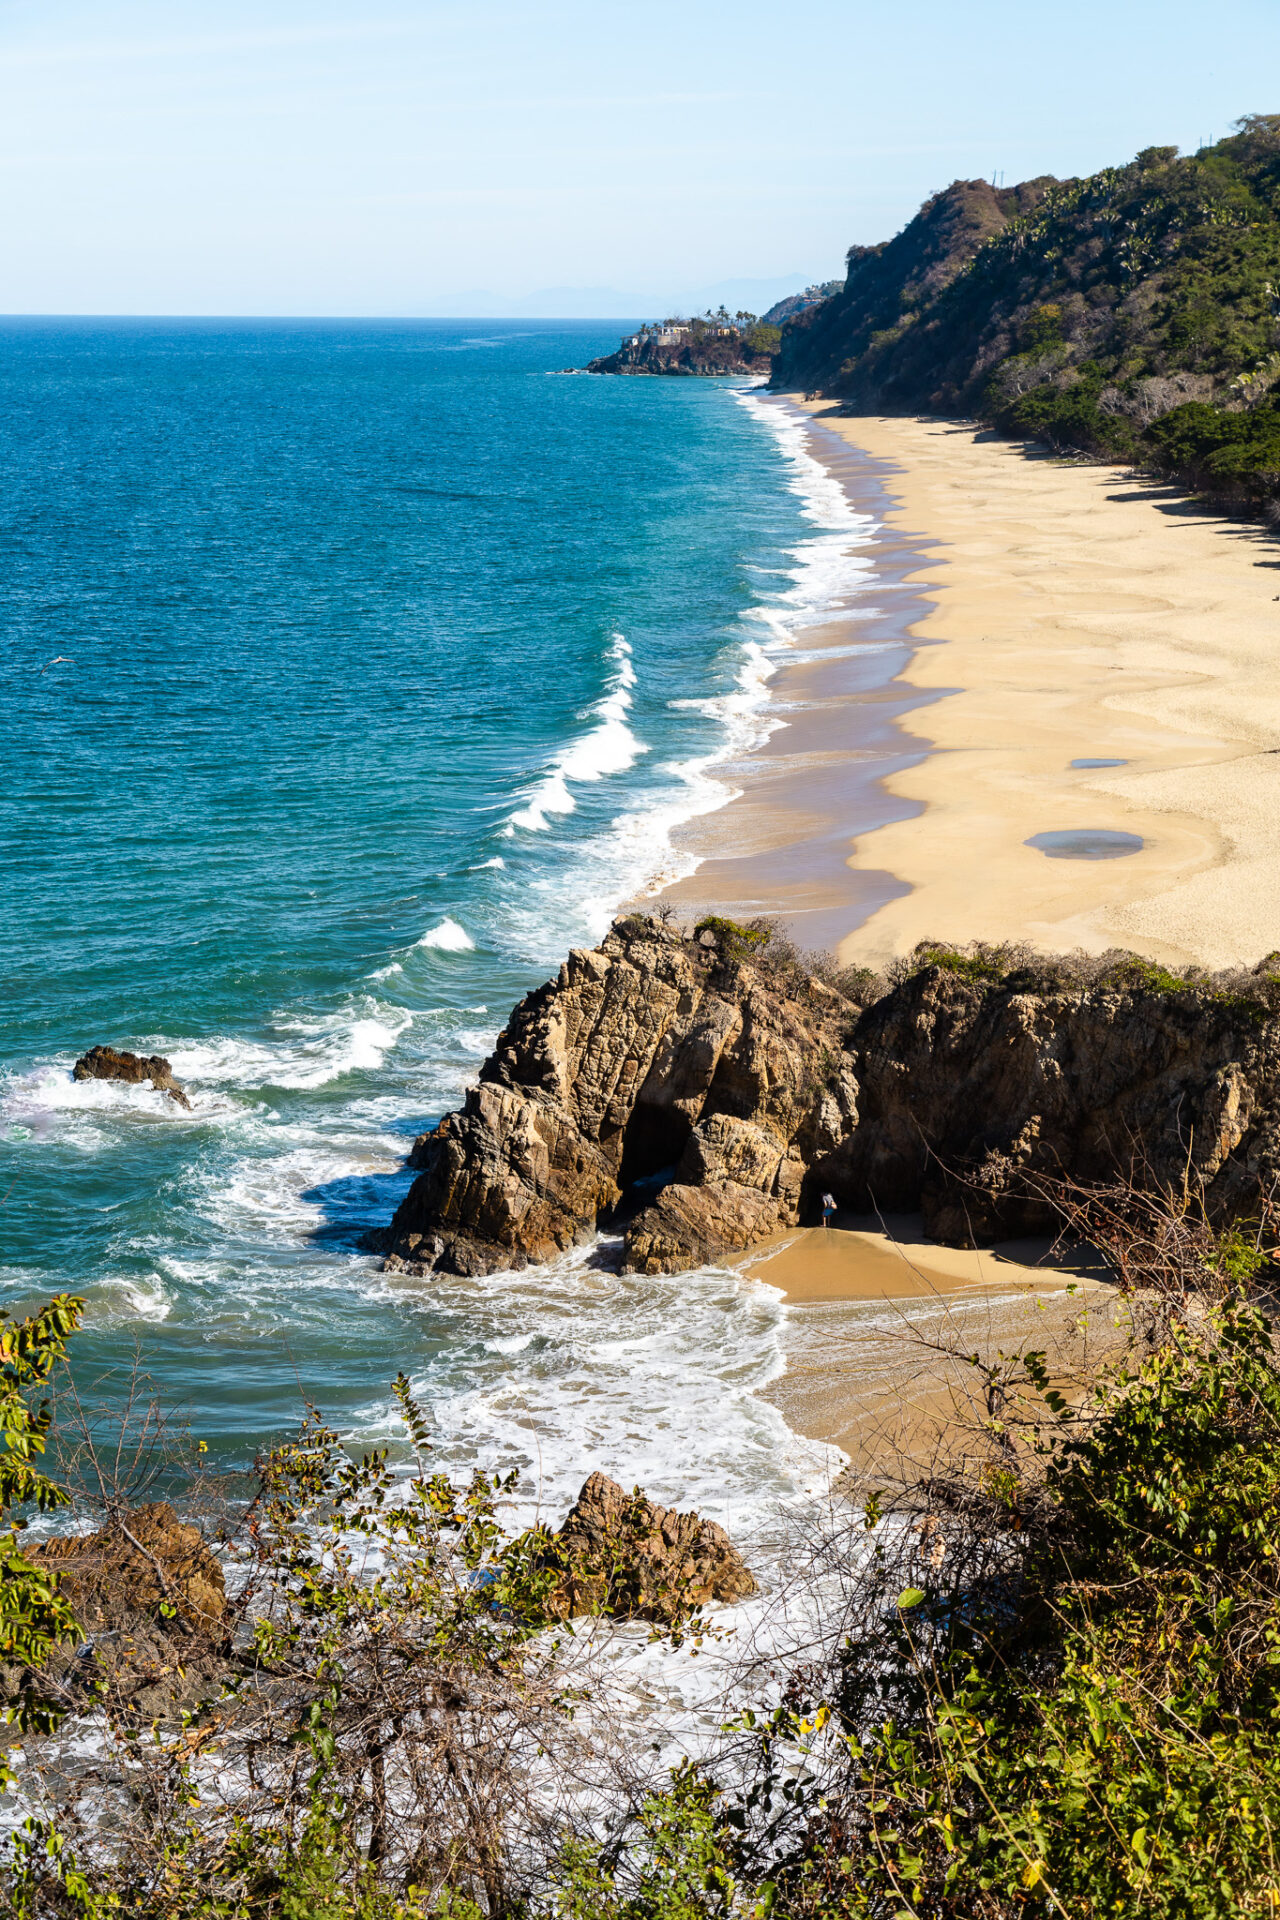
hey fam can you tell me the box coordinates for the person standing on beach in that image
[821,1191,836,1228]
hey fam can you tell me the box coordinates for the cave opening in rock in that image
[615,1102,693,1200]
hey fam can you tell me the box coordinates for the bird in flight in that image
[38,657,74,674]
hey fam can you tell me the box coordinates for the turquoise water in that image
[1,319,872,1529]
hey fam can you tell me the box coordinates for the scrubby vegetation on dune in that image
[774,115,1280,517]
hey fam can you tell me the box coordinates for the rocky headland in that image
[375,916,1280,1278]
[584,315,778,377]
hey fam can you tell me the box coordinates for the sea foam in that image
[416,917,476,952]
[506,634,644,833]
[492,393,880,961]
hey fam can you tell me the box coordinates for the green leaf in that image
[897,1587,926,1609]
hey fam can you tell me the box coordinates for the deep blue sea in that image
[1,319,874,1535]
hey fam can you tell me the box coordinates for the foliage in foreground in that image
[0,1295,86,1755]
[9,1203,1280,1915]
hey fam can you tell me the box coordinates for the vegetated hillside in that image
[759,280,843,326]
[773,115,1280,513]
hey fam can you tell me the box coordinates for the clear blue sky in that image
[4,0,1280,316]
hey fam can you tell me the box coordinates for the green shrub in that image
[744,323,782,356]
[692,916,769,957]
[1020,302,1064,350]
[747,1297,1280,1918]
[904,941,1013,984]
[0,1295,85,1764]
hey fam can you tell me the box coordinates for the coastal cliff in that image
[376,917,1280,1277]
[773,115,1280,514]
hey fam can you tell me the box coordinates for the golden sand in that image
[803,409,1280,972]
[737,1219,1117,1480]
[729,1214,1107,1304]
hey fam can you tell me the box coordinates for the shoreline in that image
[647,397,1280,1464]
[660,398,1280,974]
[655,400,941,955]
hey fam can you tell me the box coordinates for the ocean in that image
[0,317,876,1540]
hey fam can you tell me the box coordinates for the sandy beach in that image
[664,398,1280,974]
[814,409,1280,972]
[732,1216,1115,1476]
[658,401,1280,1448]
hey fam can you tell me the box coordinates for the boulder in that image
[547,1472,757,1623]
[73,1045,192,1111]
[29,1502,225,1629]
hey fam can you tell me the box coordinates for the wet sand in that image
[736,1218,1118,1481]
[658,426,938,955]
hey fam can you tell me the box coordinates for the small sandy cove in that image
[801,406,1280,973]
[734,1216,1117,1481]
[731,1214,1108,1304]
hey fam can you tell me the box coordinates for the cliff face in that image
[772,118,1280,511]
[376,919,1280,1278]
[378,918,855,1277]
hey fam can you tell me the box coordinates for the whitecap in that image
[416,917,475,952]
[164,1001,414,1093]
[97,1274,172,1323]
[506,634,646,833]
[496,394,886,953]
[369,1245,840,1535]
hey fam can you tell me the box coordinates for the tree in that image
[0,1296,85,1758]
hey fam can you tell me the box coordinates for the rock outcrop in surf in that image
[547,1472,757,1623]
[29,1501,226,1630]
[377,916,855,1277]
[376,917,1280,1277]
[73,1045,192,1110]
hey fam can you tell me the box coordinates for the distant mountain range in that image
[774,116,1280,514]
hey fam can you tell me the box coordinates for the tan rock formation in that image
[30,1502,226,1629]
[547,1471,757,1623]
[376,918,1280,1276]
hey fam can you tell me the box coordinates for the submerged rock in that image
[547,1472,757,1622]
[73,1044,192,1111]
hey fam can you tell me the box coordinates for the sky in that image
[3,0,1280,317]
